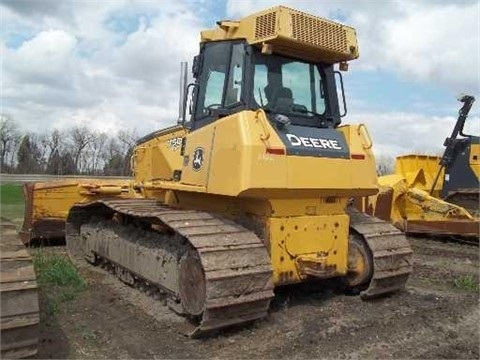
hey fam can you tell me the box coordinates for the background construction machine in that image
[20,6,412,336]
[360,95,479,242]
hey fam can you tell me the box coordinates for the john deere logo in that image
[192,147,204,171]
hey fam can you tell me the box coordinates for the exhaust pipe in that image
[177,61,188,125]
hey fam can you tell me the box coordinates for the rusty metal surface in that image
[406,220,480,238]
[20,183,34,245]
[373,189,394,222]
[348,209,413,299]
[19,219,66,245]
[66,199,274,337]
[0,219,39,359]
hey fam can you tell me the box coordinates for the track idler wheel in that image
[178,249,206,316]
[344,232,373,289]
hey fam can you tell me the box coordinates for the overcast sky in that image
[1,0,479,156]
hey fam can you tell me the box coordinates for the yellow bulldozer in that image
[359,95,479,243]
[20,6,413,336]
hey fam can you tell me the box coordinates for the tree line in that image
[1,113,400,177]
[0,114,138,176]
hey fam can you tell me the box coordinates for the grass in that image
[0,183,25,226]
[34,251,86,289]
[453,275,479,292]
[0,183,24,204]
[77,324,96,341]
[1,182,87,321]
[33,250,86,318]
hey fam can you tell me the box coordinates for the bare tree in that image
[0,113,19,172]
[0,120,139,175]
[7,134,22,170]
[117,129,138,176]
[102,138,124,175]
[117,129,138,155]
[88,132,108,174]
[42,129,68,174]
[42,129,63,162]
[376,154,395,176]
[69,126,95,174]
[16,134,43,174]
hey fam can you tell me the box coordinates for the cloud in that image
[1,0,478,160]
[381,2,479,92]
[2,0,63,16]
[347,111,480,157]
[5,29,77,86]
[110,11,200,85]
[1,1,202,136]
[225,0,480,92]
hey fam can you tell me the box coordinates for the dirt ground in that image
[35,236,479,360]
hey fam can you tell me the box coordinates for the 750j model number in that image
[167,137,183,151]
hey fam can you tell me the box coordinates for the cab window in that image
[194,42,244,121]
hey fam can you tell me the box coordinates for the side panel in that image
[133,126,187,183]
[206,110,288,193]
[180,125,215,188]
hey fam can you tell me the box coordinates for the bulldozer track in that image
[65,200,412,336]
[0,219,39,359]
[66,199,274,337]
[348,209,413,299]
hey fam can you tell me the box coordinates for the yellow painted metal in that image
[158,110,379,199]
[470,143,480,177]
[133,126,187,183]
[406,188,474,220]
[179,122,215,188]
[23,6,378,289]
[201,6,359,64]
[393,155,444,197]
[25,107,378,284]
[128,108,373,286]
[364,155,479,235]
[268,214,349,285]
[269,197,348,217]
[23,179,133,240]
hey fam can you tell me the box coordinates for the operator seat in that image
[274,87,294,112]
[264,85,294,111]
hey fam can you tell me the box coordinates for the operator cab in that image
[188,40,343,130]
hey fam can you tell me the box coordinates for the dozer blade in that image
[20,182,65,245]
[20,179,131,245]
[362,181,480,242]
[404,188,480,239]
[405,220,479,238]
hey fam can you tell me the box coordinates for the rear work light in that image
[351,154,365,160]
[266,148,286,155]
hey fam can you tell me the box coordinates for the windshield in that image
[253,52,326,118]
